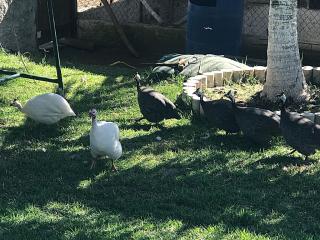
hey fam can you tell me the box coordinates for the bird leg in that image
[111,159,118,172]
[288,149,297,156]
[200,131,211,139]
[305,155,309,161]
[155,123,166,130]
[134,116,145,123]
[90,158,96,170]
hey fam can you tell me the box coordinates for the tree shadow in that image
[4,147,318,239]
[1,115,320,239]
[252,154,316,167]
[81,152,320,237]
[2,53,320,239]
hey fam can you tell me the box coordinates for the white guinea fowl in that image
[89,109,122,171]
[10,93,76,124]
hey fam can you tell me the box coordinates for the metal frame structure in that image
[0,0,64,91]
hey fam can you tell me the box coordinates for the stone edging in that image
[181,66,320,124]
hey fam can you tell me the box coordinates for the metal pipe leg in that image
[47,0,63,92]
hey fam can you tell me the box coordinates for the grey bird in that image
[134,73,181,125]
[193,88,240,134]
[225,90,281,145]
[277,92,320,161]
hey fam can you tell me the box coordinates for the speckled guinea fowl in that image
[278,92,320,160]
[193,89,240,134]
[225,90,281,145]
[134,73,181,124]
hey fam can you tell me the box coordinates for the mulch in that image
[78,0,101,9]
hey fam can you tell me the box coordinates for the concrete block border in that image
[181,65,320,120]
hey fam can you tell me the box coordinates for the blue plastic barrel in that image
[186,0,244,55]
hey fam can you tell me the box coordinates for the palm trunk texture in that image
[262,0,309,102]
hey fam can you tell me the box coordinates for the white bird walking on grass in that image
[10,93,76,124]
[89,109,122,171]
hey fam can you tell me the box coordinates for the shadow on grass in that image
[2,120,320,239]
[22,48,142,80]
[1,57,320,240]
[252,155,316,167]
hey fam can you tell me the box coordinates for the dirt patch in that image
[77,0,122,10]
[78,0,101,10]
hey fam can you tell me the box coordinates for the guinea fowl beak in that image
[224,90,236,103]
[276,92,285,97]
[89,109,97,119]
[10,98,17,106]
[134,73,141,81]
[193,88,201,95]
[276,92,287,105]
[223,91,231,98]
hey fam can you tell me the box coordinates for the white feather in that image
[20,93,76,124]
[90,119,122,161]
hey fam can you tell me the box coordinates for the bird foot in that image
[156,123,166,130]
[111,164,118,172]
[134,117,144,123]
[90,159,96,170]
[200,131,210,139]
[287,149,297,156]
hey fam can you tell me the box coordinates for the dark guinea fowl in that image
[134,73,181,124]
[277,92,320,161]
[193,89,240,134]
[225,90,281,145]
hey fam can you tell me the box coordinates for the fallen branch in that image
[139,0,163,24]
[101,0,139,58]
[109,61,137,69]
[173,15,187,26]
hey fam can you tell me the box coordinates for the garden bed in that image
[181,66,320,124]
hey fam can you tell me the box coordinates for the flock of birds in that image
[9,72,320,171]
[195,88,320,161]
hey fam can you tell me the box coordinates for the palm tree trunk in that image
[262,0,309,102]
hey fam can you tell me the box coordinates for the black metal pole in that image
[0,73,20,83]
[0,70,59,84]
[71,0,78,37]
[47,0,63,91]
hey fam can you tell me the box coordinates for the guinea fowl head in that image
[276,92,287,110]
[193,88,205,102]
[193,88,203,97]
[89,108,98,119]
[10,98,23,110]
[276,92,286,104]
[134,72,141,89]
[224,90,236,103]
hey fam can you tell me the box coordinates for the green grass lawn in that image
[1,51,320,240]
